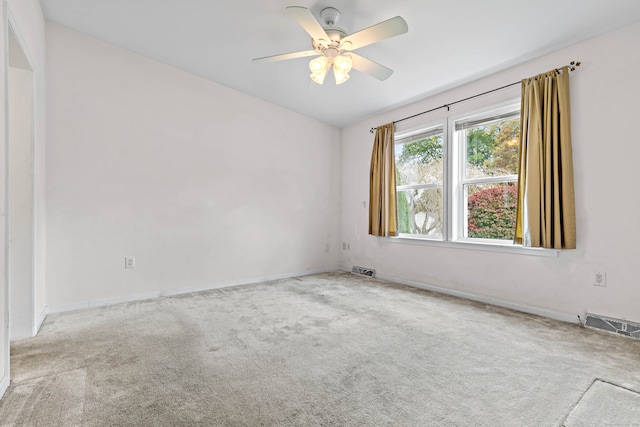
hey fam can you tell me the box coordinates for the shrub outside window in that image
[457,110,520,242]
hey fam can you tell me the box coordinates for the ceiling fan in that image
[252,6,408,85]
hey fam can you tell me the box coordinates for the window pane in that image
[395,133,443,186]
[465,118,520,179]
[466,182,517,239]
[398,188,443,237]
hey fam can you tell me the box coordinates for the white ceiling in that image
[39,0,640,128]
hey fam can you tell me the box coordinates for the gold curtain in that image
[369,123,398,237]
[515,66,576,249]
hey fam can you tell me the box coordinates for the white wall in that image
[45,24,341,310]
[0,0,46,399]
[8,66,34,340]
[341,21,640,323]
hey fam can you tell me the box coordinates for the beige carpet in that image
[2,271,640,426]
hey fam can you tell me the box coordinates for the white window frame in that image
[451,103,520,244]
[389,99,559,257]
[395,123,446,241]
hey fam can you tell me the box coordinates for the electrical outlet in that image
[593,271,606,287]
[324,243,330,252]
[342,242,347,250]
[125,256,136,269]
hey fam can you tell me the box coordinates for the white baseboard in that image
[351,269,579,324]
[48,267,339,315]
[0,374,9,400]
[34,306,49,335]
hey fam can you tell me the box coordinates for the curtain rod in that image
[369,61,581,133]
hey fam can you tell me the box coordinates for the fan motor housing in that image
[312,27,347,51]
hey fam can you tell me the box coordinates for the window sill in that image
[380,235,559,257]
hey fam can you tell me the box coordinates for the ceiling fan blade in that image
[285,6,329,43]
[340,16,408,51]
[252,50,319,64]
[349,53,394,81]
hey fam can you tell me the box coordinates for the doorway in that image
[7,25,35,341]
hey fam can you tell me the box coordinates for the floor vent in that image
[584,313,640,340]
[352,266,375,278]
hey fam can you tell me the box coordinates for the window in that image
[394,102,520,243]
[395,125,444,237]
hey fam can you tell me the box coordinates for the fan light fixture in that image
[309,54,352,85]
[309,56,329,84]
[252,7,408,85]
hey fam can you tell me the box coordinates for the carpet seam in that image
[594,378,640,395]
[558,377,599,427]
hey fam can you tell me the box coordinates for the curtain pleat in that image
[369,123,398,237]
[515,66,576,249]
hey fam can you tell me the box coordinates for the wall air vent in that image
[351,266,375,277]
[584,313,640,340]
